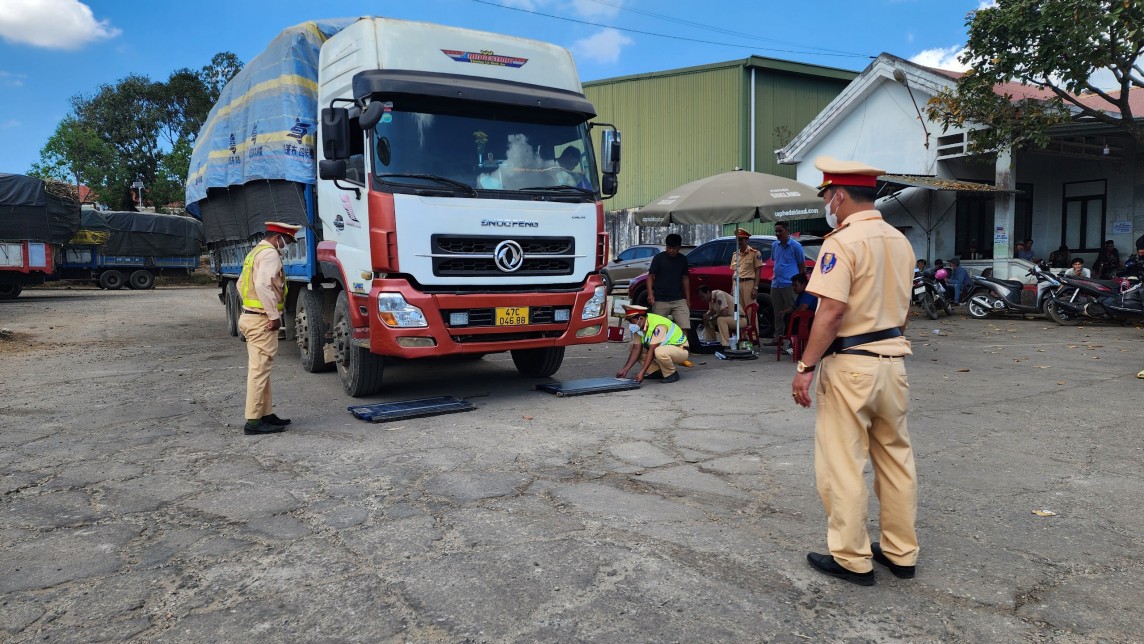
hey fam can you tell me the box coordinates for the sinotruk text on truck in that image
[186,17,621,396]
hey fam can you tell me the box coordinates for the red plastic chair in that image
[776,311,814,361]
[744,302,760,345]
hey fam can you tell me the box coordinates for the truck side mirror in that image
[319,159,347,181]
[601,173,618,197]
[359,102,385,130]
[321,107,351,160]
[600,129,621,175]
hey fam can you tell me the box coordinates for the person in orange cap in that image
[237,221,302,435]
[615,304,688,383]
[729,228,763,326]
[789,156,918,586]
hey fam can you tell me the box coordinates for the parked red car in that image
[627,234,821,339]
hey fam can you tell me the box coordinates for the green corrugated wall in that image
[584,57,856,234]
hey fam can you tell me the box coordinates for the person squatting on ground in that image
[791,156,919,586]
[615,305,689,384]
[646,233,690,331]
[237,221,302,435]
[729,227,763,319]
[766,221,806,347]
[698,284,738,349]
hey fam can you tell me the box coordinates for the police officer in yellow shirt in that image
[615,305,689,383]
[790,157,919,586]
[729,228,763,319]
[237,221,302,435]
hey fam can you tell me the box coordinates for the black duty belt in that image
[824,328,903,357]
[243,309,267,316]
[738,277,755,281]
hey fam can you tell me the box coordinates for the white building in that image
[777,53,1141,279]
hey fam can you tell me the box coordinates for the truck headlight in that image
[377,293,428,328]
[581,285,606,320]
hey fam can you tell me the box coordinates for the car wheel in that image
[602,271,614,295]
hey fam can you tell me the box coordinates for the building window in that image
[1061,180,1106,253]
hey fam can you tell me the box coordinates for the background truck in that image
[58,209,204,290]
[186,17,621,397]
[0,173,81,300]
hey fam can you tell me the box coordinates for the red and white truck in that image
[187,17,620,396]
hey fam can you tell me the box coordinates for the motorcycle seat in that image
[980,277,1025,290]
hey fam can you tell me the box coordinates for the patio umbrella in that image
[634,170,824,226]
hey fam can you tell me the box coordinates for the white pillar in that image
[992,146,1016,279]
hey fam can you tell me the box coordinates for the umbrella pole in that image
[734,270,741,347]
[717,253,756,360]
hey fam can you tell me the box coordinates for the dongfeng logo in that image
[493,240,524,273]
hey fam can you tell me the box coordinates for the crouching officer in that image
[615,304,689,383]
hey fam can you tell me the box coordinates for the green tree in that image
[926,0,1144,153]
[31,52,243,211]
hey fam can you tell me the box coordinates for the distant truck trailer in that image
[0,173,80,300]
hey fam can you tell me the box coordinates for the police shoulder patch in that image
[820,252,837,274]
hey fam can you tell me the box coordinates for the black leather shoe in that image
[244,420,285,435]
[642,371,664,380]
[872,542,916,579]
[660,372,680,383]
[261,413,291,426]
[806,552,876,586]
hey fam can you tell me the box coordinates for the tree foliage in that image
[30,53,243,211]
[926,0,1144,153]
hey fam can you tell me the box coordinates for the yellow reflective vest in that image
[238,244,287,312]
[641,313,686,347]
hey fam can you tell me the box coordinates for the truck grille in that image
[431,235,575,277]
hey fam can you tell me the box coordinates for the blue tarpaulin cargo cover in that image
[185,19,355,205]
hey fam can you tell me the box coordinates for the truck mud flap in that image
[533,377,640,397]
[347,396,475,423]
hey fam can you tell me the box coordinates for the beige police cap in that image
[622,304,649,318]
[814,156,885,196]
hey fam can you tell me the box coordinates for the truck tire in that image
[332,290,384,397]
[511,346,565,378]
[296,288,333,372]
[0,283,22,300]
[99,270,125,290]
[128,270,155,290]
[225,280,240,337]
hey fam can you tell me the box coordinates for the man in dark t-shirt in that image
[647,233,690,330]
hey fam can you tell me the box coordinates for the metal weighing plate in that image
[716,349,759,360]
[348,396,476,422]
[533,377,641,397]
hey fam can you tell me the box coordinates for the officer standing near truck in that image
[238,222,302,435]
[790,157,919,586]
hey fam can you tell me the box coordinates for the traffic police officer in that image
[615,304,689,383]
[729,227,762,317]
[238,221,302,435]
[790,157,919,586]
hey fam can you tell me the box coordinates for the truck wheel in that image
[0,283,22,300]
[128,270,155,290]
[332,291,385,396]
[296,288,333,372]
[511,346,565,378]
[99,270,125,290]
[225,281,240,337]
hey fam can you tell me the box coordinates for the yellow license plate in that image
[495,306,529,326]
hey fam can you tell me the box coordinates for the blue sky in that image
[0,0,991,175]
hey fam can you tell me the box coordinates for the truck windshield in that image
[370,97,598,196]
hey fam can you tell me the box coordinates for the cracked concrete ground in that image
[1,287,1142,642]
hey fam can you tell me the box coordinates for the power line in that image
[577,0,872,58]
[468,0,875,60]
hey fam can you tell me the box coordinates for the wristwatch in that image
[796,360,816,373]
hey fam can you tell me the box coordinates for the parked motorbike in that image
[1045,272,1144,325]
[965,262,1061,319]
[913,271,953,319]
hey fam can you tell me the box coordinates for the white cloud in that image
[910,45,970,72]
[499,0,621,19]
[977,0,998,9]
[571,28,632,65]
[1,119,21,129]
[0,70,27,87]
[0,0,120,50]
